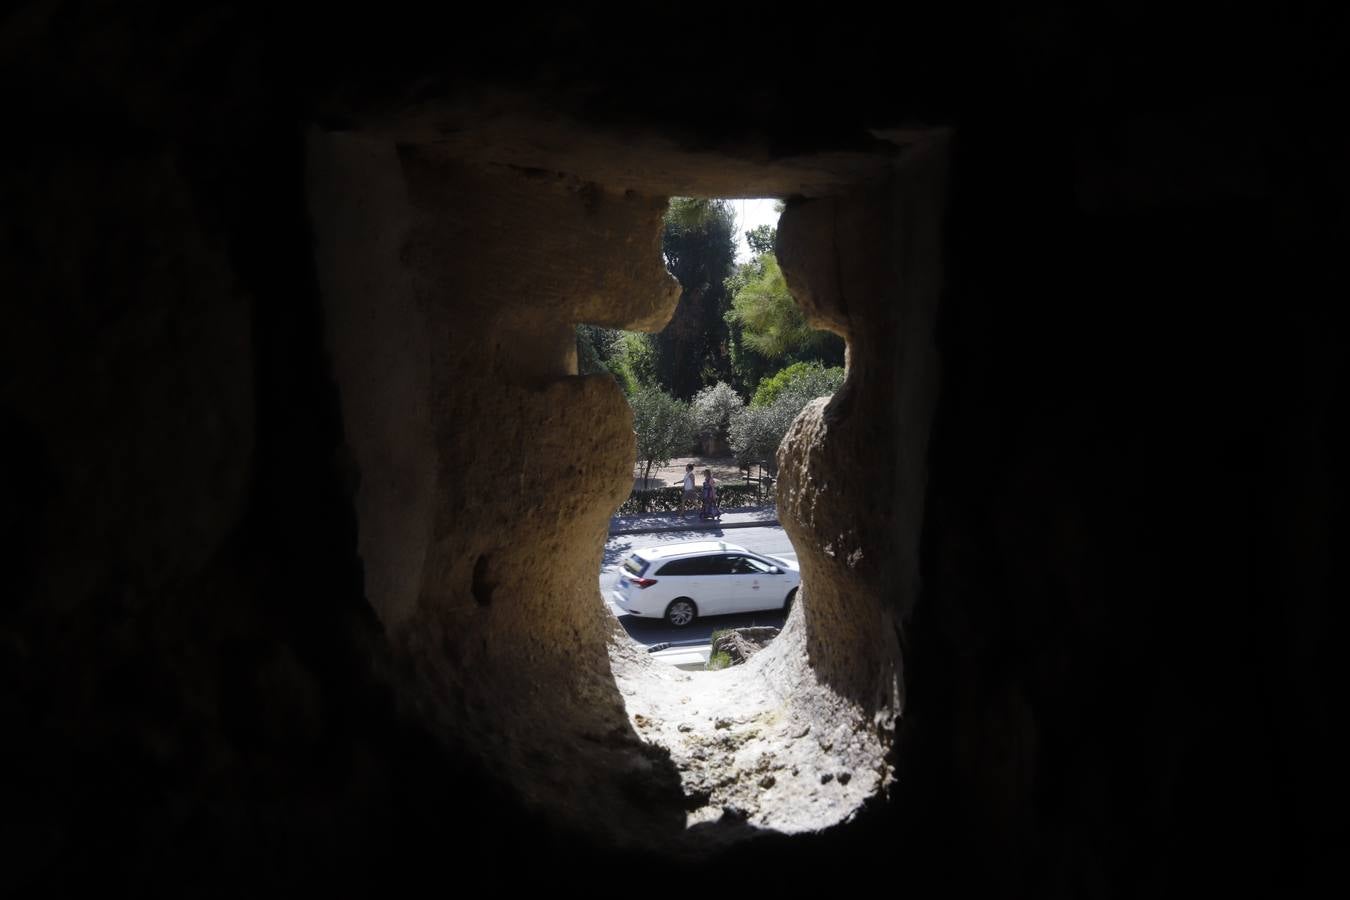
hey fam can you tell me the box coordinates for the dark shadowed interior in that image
[2,6,1338,895]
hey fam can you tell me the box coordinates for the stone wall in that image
[892,105,1341,893]
[1,4,1338,894]
[307,130,699,849]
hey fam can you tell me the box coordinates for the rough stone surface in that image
[711,626,781,665]
[308,131,693,847]
[303,125,925,852]
[609,629,888,843]
[1,5,1339,895]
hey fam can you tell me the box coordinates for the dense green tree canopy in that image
[750,360,843,407]
[722,221,844,397]
[728,362,844,473]
[653,198,738,400]
[726,254,817,360]
[576,324,644,394]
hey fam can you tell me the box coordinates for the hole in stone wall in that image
[309,127,934,857]
[589,198,832,666]
[581,196,884,838]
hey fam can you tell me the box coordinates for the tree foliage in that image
[629,385,694,487]
[665,197,720,230]
[727,254,817,359]
[727,404,780,470]
[576,324,616,376]
[751,361,844,407]
[728,363,844,473]
[723,244,845,398]
[652,198,738,399]
[690,381,744,444]
[611,201,848,464]
[745,223,776,256]
[613,331,658,394]
[576,324,646,394]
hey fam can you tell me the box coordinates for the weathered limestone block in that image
[308,130,686,845]
[306,123,951,852]
[773,135,949,712]
[712,626,781,665]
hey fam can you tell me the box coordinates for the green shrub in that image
[731,362,844,473]
[706,629,732,670]
[616,482,769,515]
[751,361,843,408]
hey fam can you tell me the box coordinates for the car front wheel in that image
[665,599,697,627]
[783,587,798,613]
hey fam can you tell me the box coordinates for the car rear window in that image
[622,556,650,577]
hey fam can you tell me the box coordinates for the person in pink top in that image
[700,469,720,520]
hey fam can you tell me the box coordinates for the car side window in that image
[656,558,695,576]
[690,555,734,576]
[742,556,774,574]
[730,555,773,575]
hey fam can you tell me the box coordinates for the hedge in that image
[617,482,771,515]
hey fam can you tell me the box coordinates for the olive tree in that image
[727,404,779,470]
[690,381,743,451]
[629,385,695,489]
[728,364,844,474]
[751,361,845,407]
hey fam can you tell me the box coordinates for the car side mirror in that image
[770,566,783,575]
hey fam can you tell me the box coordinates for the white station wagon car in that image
[611,541,800,627]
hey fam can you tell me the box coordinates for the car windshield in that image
[622,556,649,577]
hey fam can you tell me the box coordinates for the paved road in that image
[600,524,797,648]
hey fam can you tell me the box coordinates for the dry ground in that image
[633,456,766,492]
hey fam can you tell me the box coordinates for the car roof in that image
[633,541,749,561]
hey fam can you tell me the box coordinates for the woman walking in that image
[681,463,696,517]
[700,469,721,520]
